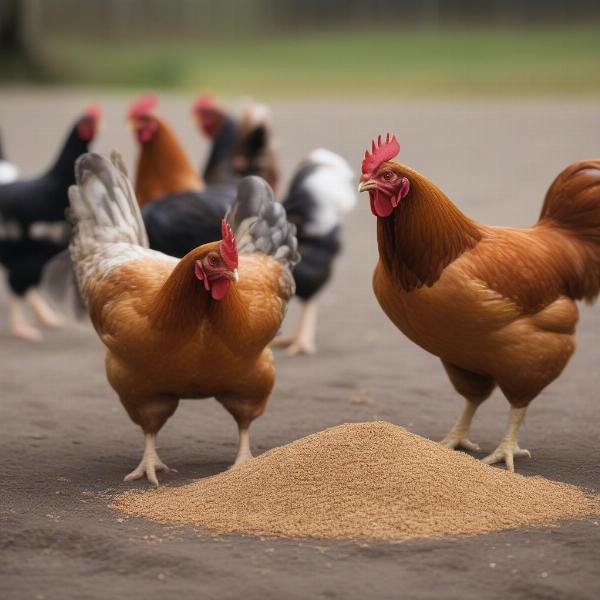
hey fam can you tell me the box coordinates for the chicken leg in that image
[230,426,253,469]
[439,362,496,452]
[9,295,43,342]
[124,433,174,487]
[26,288,65,329]
[482,406,531,472]
[440,399,481,451]
[272,298,317,355]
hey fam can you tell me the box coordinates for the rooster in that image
[68,151,298,485]
[0,105,101,341]
[0,131,18,184]
[192,93,280,193]
[358,134,600,471]
[273,149,356,355]
[128,94,203,207]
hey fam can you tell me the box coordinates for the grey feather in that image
[226,176,300,273]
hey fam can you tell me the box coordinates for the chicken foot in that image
[124,432,175,486]
[440,399,481,451]
[9,295,43,342]
[272,298,317,355]
[482,406,531,472]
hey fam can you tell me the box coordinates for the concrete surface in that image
[1,91,599,599]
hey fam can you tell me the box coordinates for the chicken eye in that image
[382,171,393,181]
[207,254,219,267]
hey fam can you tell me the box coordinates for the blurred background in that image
[1,0,600,96]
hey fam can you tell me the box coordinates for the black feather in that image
[202,117,240,186]
[0,118,92,296]
[283,164,343,301]
[142,184,237,257]
[227,176,299,272]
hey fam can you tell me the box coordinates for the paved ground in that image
[1,91,599,600]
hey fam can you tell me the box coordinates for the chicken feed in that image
[113,421,600,540]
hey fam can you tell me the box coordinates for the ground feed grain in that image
[113,421,600,540]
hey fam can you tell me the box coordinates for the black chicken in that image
[272,149,356,354]
[141,184,237,258]
[192,94,280,194]
[0,105,101,340]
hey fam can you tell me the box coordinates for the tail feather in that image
[68,151,167,304]
[538,159,600,302]
[227,176,300,273]
[71,151,148,249]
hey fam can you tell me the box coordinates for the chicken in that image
[125,93,237,255]
[68,151,299,485]
[358,134,600,471]
[272,149,356,355]
[128,93,203,207]
[39,99,240,315]
[0,131,19,184]
[0,105,101,341]
[192,93,280,193]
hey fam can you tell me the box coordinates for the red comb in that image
[193,92,217,114]
[220,219,238,270]
[84,103,102,121]
[128,93,158,120]
[362,134,400,176]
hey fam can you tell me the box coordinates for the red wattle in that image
[370,190,394,218]
[210,277,231,301]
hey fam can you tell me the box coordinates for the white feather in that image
[69,152,174,300]
[29,222,70,245]
[0,160,18,184]
[299,149,357,237]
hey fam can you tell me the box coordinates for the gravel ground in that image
[1,91,599,600]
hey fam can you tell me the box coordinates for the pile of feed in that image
[113,422,600,540]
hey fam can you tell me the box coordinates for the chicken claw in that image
[482,406,531,472]
[482,445,531,472]
[440,435,481,452]
[124,433,175,486]
[440,399,481,452]
[272,299,317,356]
[272,335,316,356]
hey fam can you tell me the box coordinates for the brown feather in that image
[376,162,483,291]
[135,117,203,207]
[373,158,600,406]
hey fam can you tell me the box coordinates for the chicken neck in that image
[135,119,203,206]
[377,166,484,292]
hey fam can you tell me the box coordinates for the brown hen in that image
[69,151,298,485]
[359,134,600,470]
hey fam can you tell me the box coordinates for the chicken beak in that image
[358,179,375,193]
[126,119,135,131]
[231,269,239,283]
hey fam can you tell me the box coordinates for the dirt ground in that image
[1,92,599,600]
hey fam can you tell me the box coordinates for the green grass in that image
[40,27,600,97]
